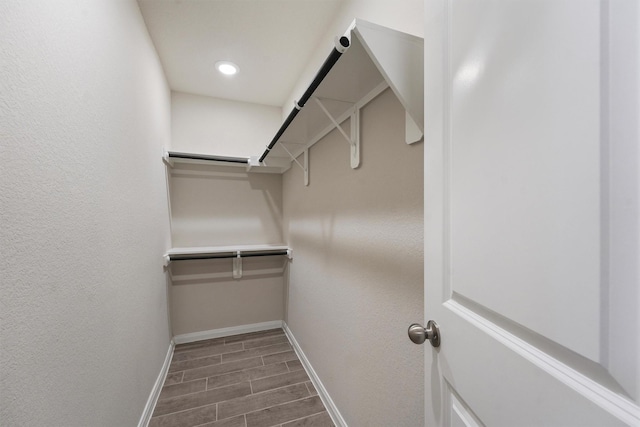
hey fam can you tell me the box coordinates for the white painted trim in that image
[173,320,284,345]
[138,340,175,427]
[283,322,348,427]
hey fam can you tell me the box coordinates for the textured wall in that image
[169,164,283,248]
[283,89,424,426]
[171,92,281,158]
[0,1,172,425]
[168,163,285,335]
[170,256,286,336]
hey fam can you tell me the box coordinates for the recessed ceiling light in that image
[215,61,239,76]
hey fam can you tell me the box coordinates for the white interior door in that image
[423,0,640,425]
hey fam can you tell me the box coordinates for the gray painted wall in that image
[168,163,285,336]
[0,1,172,425]
[283,89,424,426]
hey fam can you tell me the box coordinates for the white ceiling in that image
[137,0,345,107]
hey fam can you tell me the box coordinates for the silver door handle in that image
[408,320,440,347]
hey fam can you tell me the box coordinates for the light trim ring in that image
[215,61,239,76]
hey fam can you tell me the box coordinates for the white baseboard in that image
[173,320,284,345]
[138,339,175,427]
[283,322,348,427]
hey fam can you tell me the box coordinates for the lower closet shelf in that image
[163,244,292,263]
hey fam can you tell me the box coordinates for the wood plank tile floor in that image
[150,328,335,427]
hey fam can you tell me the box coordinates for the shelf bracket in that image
[351,108,360,169]
[280,144,309,186]
[405,112,423,144]
[313,97,360,169]
[232,251,242,279]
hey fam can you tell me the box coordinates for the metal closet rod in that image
[259,36,351,163]
[168,151,249,164]
[169,250,289,262]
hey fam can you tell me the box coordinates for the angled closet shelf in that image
[163,19,424,184]
[257,19,424,185]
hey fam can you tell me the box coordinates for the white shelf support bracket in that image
[303,149,309,186]
[163,254,171,267]
[286,248,293,260]
[232,251,242,279]
[313,97,360,169]
[405,112,423,144]
[313,97,352,145]
[280,144,309,186]
[351,107,361,168]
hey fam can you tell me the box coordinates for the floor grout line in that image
[249,379,312,397]
[150,401,218,421]
[176,356,264,379]
[152,381,254,417]
[218,348,293,366]
[177,333,284,355]
[174,342,229,355]
[232,391,320,419]
[158,387,207,403]
[305,382,317,396]
[208,363,293,386]
[215,385,318,423]
[250,379,310,397]
[163,376,206,387]
[221,354,276,364]
[172,348,241,363]
[170,356,223,371]
[250,366,298,383]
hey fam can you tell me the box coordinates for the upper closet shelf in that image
[162,151,289,174]
[162,20,423,179]
[258,19,424,172]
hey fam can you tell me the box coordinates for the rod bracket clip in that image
[232,251,242,279]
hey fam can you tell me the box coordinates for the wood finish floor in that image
[150,328,334,427]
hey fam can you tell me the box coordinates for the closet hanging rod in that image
[259,36,350,163]
[167,151,249,164]
[168,250,289,262]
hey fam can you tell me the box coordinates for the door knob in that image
[408,320,440,347]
